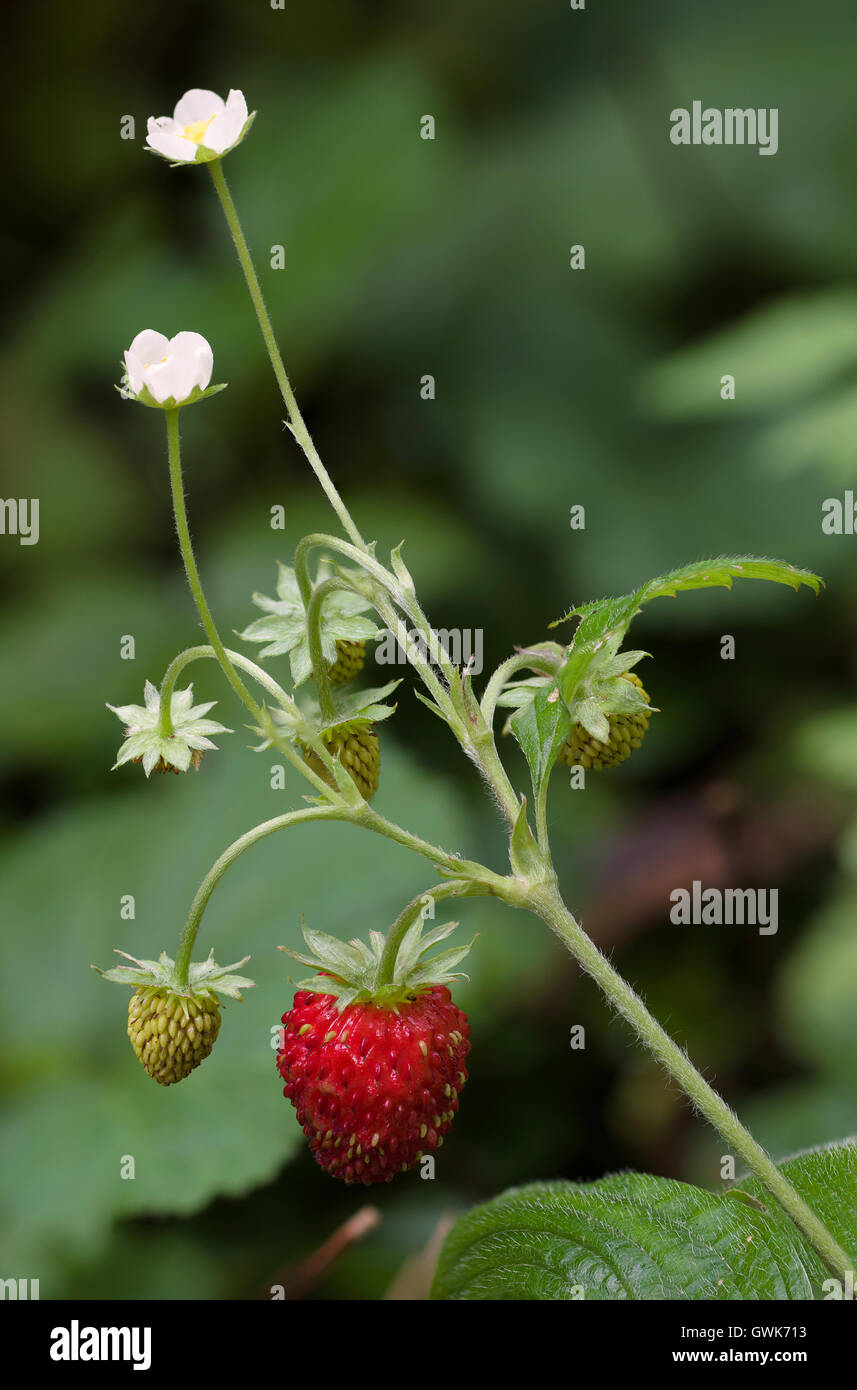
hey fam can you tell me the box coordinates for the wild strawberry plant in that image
[94,87,856,1299]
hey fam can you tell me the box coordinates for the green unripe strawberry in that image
[127,987,221,1085]
[93,948,255,1086]
[559,671,651,771]
[303,725,380,800]
[326,640,366,688]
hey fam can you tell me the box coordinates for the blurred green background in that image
[2,0,857,1299]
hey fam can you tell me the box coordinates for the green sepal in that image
[319,680,401,736]
[239,559,382,685]
[116,381,228,410]
[278,907,475,1011]
[92,948,255,1001]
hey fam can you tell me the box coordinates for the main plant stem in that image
[528,880,855,1285]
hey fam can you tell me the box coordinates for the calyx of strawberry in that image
[252,679,401,750]
[498,632,656,745]
[278,909,474,1012]
[92,948,255,1001]
[239,559,382,686]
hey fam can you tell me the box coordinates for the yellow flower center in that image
[182,114,216,145]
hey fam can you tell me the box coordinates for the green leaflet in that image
[431,1139,857,1301]
[553,555,822,630]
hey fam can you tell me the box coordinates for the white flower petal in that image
[147,116,181,137]
[173,88,225,126]
[146,129,199,162]
[168,332,213,390]
[143,680,161,710]
[128,331,170,365]
[145,357,195,404]
[225,89,248,123]
[124,350,145,395]
[203,108,243,154]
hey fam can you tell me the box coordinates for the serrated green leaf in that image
[432,1140,857,1301]
[553,556,822,629]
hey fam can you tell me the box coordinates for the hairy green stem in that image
[528,881,855,1286]
[175,806,349,983]
[293,536,521,823]
[164,411,341,803]
[174,804,500,986]
[157,644,293,737]
[481,649,562,728]
[207,159,364,549]
[166,409,260,716]
[304,577,354,723]
[293,533,455,716]
[375,881,472,988]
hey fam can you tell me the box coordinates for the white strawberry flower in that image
[120,330,224,409]
[108,681,232,776]
[146,88,254,165]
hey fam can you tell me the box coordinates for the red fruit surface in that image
[277,985,470,1184]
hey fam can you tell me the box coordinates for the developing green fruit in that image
[559,671,651,771]
[127,988,221,1085]
[326,639,366,687]
[303,725,380,800]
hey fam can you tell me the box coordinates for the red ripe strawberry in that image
[276,912,473,1184]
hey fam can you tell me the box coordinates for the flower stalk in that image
[207,158,364,548]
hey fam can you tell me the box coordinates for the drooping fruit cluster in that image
[128,988,221,1085]
[93,949,255,1085]
[326,639,366,687]
[277,912,474,1184]
[559,671,651,771]
[303,723,380,800]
